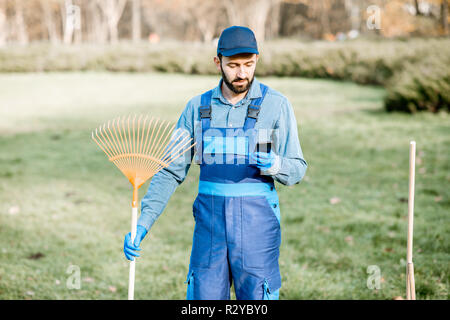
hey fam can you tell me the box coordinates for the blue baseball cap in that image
[217,26,259,57]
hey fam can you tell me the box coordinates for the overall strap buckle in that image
[199,106,211,119]
[243,83,269,131]
[247,105,260,119]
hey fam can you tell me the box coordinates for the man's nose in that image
[237,67,247,78]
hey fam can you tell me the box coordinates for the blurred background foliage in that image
[0,0,449,113]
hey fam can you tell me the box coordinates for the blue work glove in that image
[123,225,148,261]
[250,150,276,170]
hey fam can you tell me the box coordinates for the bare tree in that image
[60,0,82,44]
[132,0,141,42]
[224,0,279,42]
[14,0,29,44]
[86,0,108,43]
[266,0,281,39]
[414,0,422,15]
[41,0,61,44]
[185,0,223,42]
[0,0,7,46]
[97,0,127,43]
[442,0,449,35]
[345,0,360,31]
[248,0,276,42]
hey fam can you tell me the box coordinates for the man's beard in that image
[220,65,254,94]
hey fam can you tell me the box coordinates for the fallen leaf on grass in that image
[344,236,353,245]
[83,277,94,283]
[27,252,45,260]
[317,226,330,233]
[108,286,117,293]
[393,296,404,300]
[9,206,20,215]
[329,197,341,205]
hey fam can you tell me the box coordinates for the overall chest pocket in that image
[203,136,249,156]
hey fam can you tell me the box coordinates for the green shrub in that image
[0,38,448,113]
[384,52,450,113]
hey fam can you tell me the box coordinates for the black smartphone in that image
[255,142,272,153]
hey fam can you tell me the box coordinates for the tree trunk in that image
[98,0,127,44]
[224,0,244,26]
[319,0,331,36]
[442,0,448,35]
[414,0,422,15]
[41,0,60,44]
[248,0,272,42]
[132,0,141,42]
[224,0,273,42]
[62,0,74,44]
[89,1,108,43]
[345,0,360,31]
[0,2,6,46]
[15,0,29,45]
[266,0,281,40]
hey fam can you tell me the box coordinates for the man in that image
[123,26,308,300]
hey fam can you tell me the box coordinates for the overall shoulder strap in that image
[244,83,269,130]
[199,89,213,131]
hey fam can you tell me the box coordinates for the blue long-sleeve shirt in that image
[138,77,308,231]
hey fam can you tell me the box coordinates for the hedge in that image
[0,38,448,113]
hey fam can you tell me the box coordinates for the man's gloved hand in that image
[250,150,276,169]
[123,225,148,261]
[250,150,281,175]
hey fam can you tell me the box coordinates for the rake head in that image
[91,114,195,189]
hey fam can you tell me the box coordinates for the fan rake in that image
[91,114,195,300]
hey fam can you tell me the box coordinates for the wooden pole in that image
[406,141,416,300]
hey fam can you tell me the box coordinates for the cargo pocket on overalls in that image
[190,194,212,268]
[242,196,281,270]
[263,279,280,300]
[184,270,195,300]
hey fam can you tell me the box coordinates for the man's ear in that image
[213,56,221,72]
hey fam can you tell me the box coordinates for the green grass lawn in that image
[0,72,448,300]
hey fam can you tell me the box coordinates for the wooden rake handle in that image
[128,186,139,300]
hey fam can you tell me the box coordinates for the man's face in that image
[214,53,259,94]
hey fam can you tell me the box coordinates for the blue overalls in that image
[185,83,281,300]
